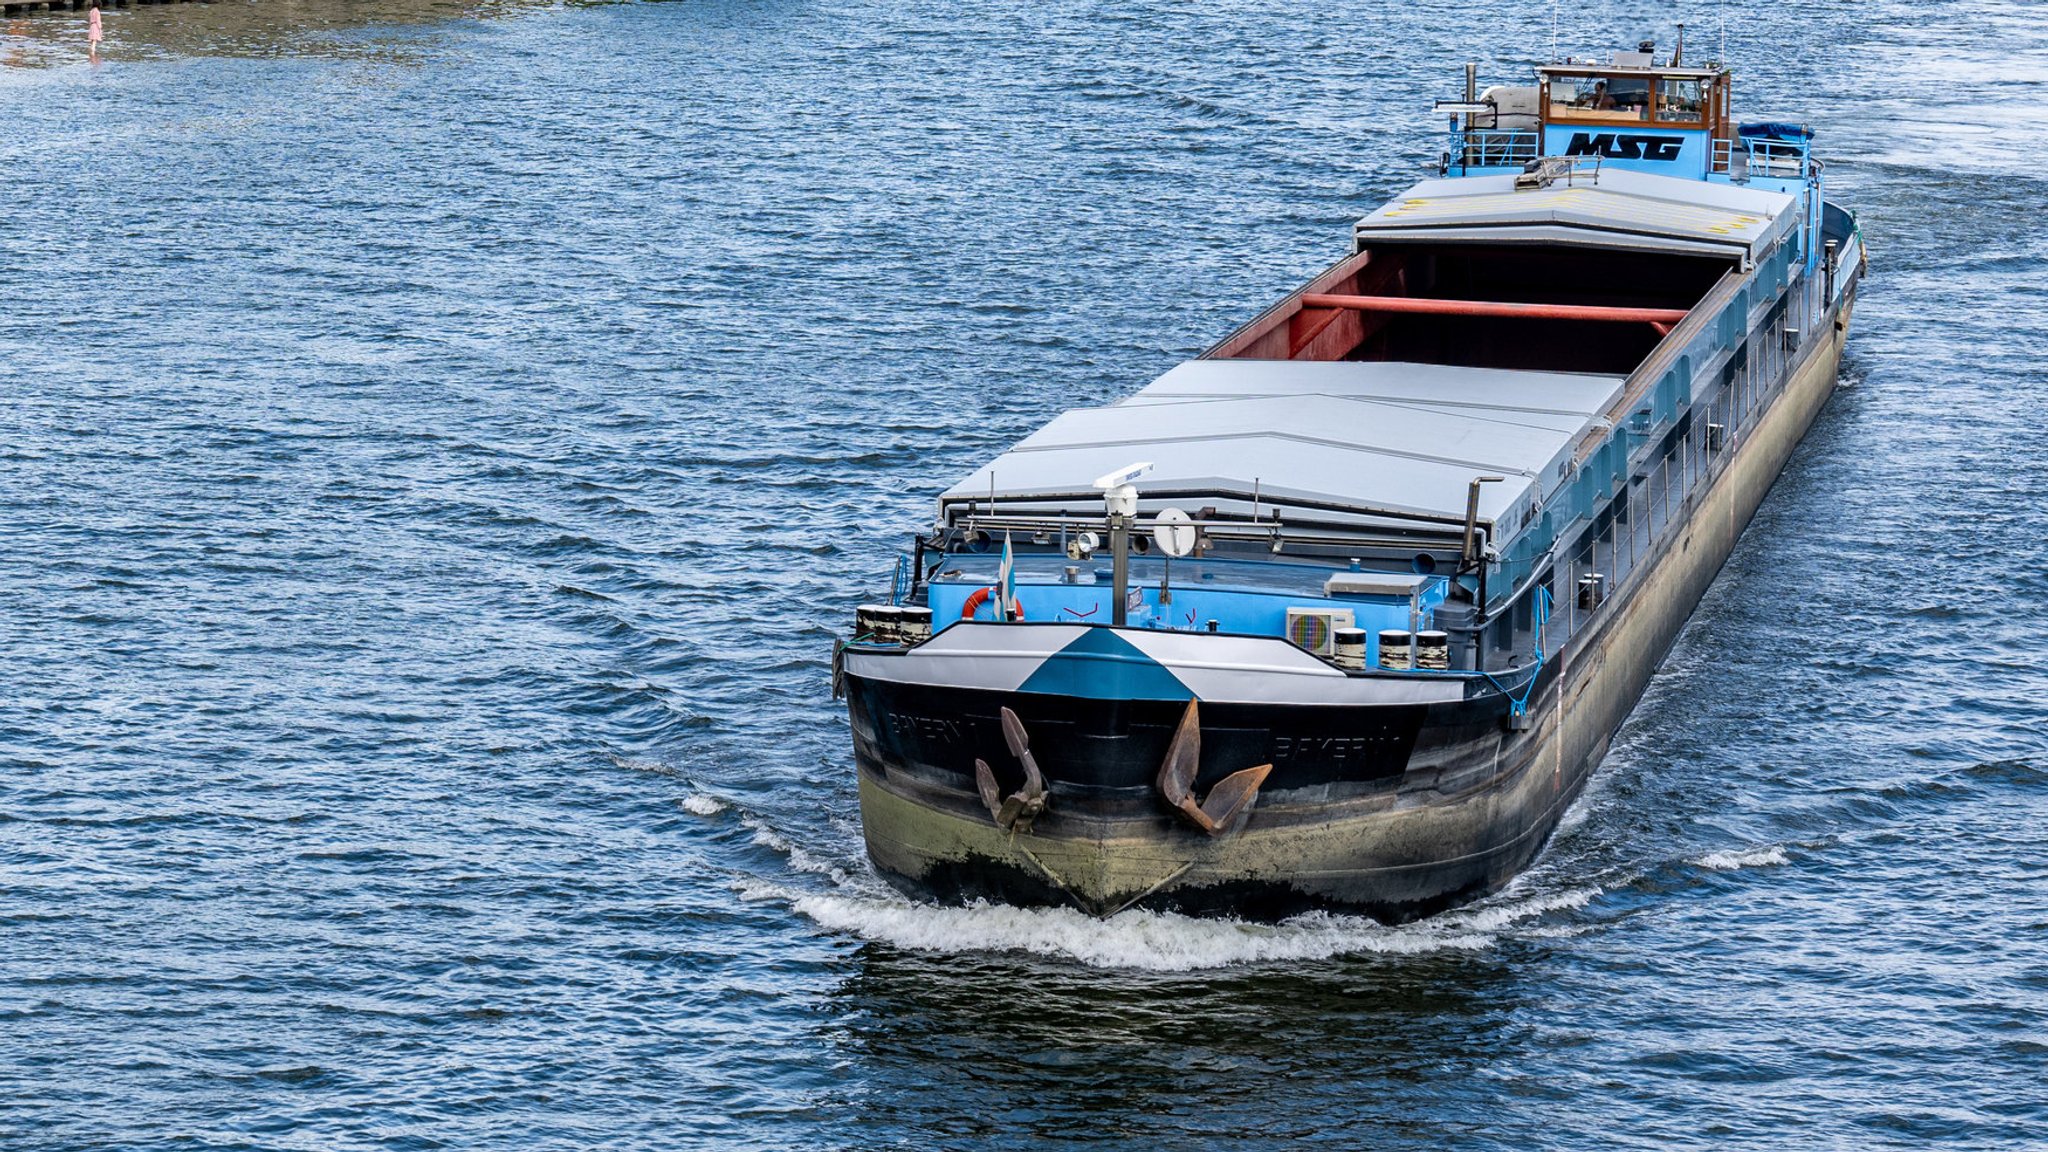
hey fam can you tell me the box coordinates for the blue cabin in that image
[1442,43,1824,273]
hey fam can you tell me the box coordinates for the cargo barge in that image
[834,43,1865,921]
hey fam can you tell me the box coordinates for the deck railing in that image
[1711,136,1817,180]
[1442,129,1539,174]
[1529,255,1842,665]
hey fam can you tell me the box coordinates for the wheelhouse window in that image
[1656,77,1704,123]
[1548,73,1651,122]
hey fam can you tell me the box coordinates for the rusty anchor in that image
[1156,700,1272,837]
[974,706,1049,833]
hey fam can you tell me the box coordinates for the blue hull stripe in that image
[1016,627,1194,701]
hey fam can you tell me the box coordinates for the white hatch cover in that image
[1352,167,1797,265]
[938,359,1627,535]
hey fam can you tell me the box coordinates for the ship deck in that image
[938,359,1627,541]
[1352,167,1797,265]
[938,169,1802,559]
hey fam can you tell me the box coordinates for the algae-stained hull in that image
[845,301,1853,921]
[847,674,1511,920]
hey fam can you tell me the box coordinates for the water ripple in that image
[2,0,2045,1148]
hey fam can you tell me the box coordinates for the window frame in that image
[1540,70,1712,129]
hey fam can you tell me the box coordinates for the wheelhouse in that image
[1442,43,1810,193]
[1540,66,1730,132]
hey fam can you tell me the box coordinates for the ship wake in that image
[759,886,1601,972]
[694,790,1602,972]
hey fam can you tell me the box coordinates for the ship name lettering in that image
[1563,132,1684,161]
[1273,734,1392,761]
[887,712,965,745]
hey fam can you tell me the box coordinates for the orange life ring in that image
[960,586,1025,621]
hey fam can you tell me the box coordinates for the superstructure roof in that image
[1353,168,1796,265]
[939,360,1627,536]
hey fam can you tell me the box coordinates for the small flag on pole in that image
[997,531,1017,621]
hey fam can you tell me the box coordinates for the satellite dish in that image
[1152,507,1196,558]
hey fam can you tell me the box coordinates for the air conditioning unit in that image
[1285,608,1355,656]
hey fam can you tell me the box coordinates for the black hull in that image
[847,674,1543,921]
[857,777,1516,923]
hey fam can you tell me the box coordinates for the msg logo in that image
[1563,133,1685,161]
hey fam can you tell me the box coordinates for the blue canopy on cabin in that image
[1737,121,1812,140]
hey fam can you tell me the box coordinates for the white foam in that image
[608,752,685,778]
[1695,845,1789,871]
[736,874,1603,972]
[731,812,1599,970]
[788,890,1494,970]
[1444,884,1600,932]
[740,814,792,853]
[740,815,851,885]
[1520,923,1595,940]
[681,794,726,816]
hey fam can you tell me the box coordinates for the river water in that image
[3,0,2044,1147]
